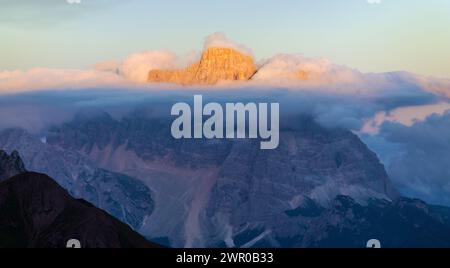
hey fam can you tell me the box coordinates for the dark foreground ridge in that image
[0,171,160,248]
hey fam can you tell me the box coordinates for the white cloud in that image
[120,51,177,83]
[367,0,382,4]
[251,54,366,89]
[120,50,200,83]
[67,0,82,4]
[203,32,253,57]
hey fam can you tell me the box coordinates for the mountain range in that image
[0,128,154,230]
[2,110,450,247]
[15,111,445,248]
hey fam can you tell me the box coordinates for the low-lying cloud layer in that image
[2,33,450,96]
[1,32,449,147]
[0,68,129,92]
[1,33,450,206]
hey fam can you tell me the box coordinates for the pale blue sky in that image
[1,0,450,77]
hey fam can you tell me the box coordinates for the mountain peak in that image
[148,47,257,86]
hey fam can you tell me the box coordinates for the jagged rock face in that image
[202,119,399,247]
[0,129,154,230]
[8,111,450,248]
[45,112,399,247]
[148,47,257,85]
[0,172,159,248]
[0,150,26,182]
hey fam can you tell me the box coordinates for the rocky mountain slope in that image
[0,173,158,248]
[148,47,257,85]
[45,112,403,247]
[4,110,450,247]
[0,129,154,230]
[0,150,159,248]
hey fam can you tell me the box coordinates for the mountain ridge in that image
[0,129,154,230]
[0,150,160,248]
[0,172,159,248]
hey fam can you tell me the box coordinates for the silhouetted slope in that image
[0,132,154,230]
[0,172,160,248]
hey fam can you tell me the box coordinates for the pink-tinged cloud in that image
[252,54,365,87]
[0,68,130,93]
[1,32,450,99]
[120,50,200,83]
[361,102,450,134]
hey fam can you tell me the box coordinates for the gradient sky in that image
[1,0,450,78]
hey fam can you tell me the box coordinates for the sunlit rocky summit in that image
[148,47,257,86]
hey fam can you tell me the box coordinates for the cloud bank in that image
[0,85,450,207]
[0,68,130,93]
[2,33,450,207]
[255,54,363,83]
[2,32,450,98]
